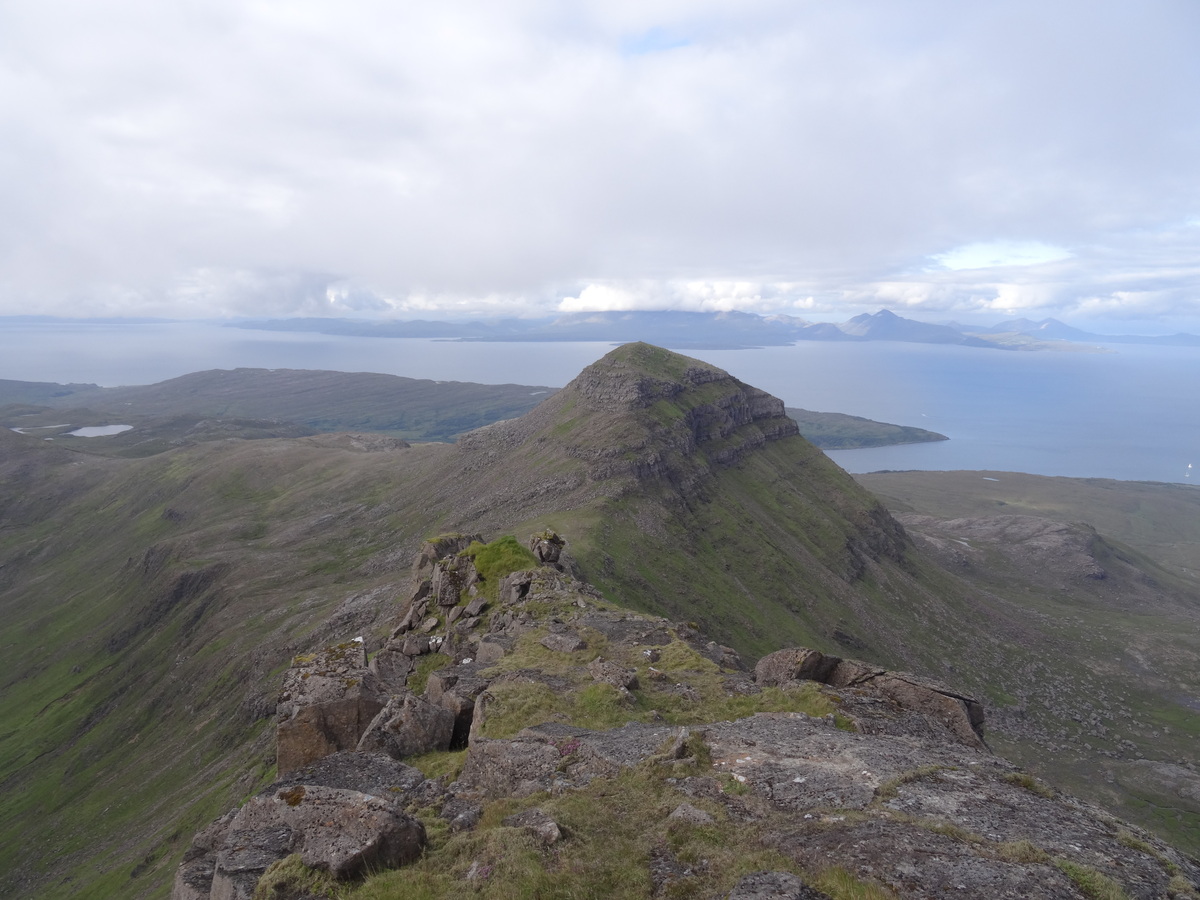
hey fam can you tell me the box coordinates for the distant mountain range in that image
[231,308,1200,350]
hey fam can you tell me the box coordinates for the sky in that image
[2,0,1199,331]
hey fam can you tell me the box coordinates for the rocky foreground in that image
[173,533,1200,899]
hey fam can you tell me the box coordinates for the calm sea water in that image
[1,320,1196,484]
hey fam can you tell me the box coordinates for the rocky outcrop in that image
[755,647,988,751]
[175,753,429,900]
[174,530,1200,900]
[355,693,455,758]
[275,642,387,775]
[457,342,802,485]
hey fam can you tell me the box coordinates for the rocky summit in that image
[174,533,1199,899]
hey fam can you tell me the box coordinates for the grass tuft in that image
[811,866,899,899]
[252,854,340,900]
[1053,858,1130,900]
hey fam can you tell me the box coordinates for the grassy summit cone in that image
[455,343,960,665]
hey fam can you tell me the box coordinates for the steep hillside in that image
[2,344,1198,898]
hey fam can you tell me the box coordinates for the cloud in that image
[2,1,1199,328]
[930,241,1073,272]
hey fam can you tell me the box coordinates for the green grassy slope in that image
[858,469,1200,576]
[2,368,556,444]
[3,347,1200,896]
[857,469,1200,853]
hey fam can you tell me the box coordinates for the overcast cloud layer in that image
[2,1,1199,328]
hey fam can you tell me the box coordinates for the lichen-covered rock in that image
[275,643,387,775]
[754,648,841,686]
[367,644,415,692]
[269,751,427,802]
[588,658,639,695]
[540,630,587,653]
[754,647,987,750]
[412,533,483,575]
[430,555,478,608]
[209,784,424,897]
[356,693,455,758]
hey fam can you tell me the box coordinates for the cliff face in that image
[458,342,802,485]
[174,533,1200,899]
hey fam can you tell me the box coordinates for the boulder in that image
[667,802,714,826]
[528,531,565,565]
[752,647,986,750]
[431,555,478,608]
[368,645,415,692]
[356,693,455,759]
[754,648,841,686]
[209,784,425,898]
[499,570,534,605]
[275,643,387,775]
[588,658,639,693]
[269,751,426,802]
[503,807,563,845]
[412,533,483,575]
[540,631,587,653]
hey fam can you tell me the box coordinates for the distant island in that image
[227,307,1200,351]
[786,407,948,449]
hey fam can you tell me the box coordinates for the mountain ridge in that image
[1,343,1197,897]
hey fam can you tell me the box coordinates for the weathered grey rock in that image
[588,658,639,692]
[171,810,236,900]
[503,807,563,844]
[499,570,534,605]
[667,802,714,825]
[426,664,492,747]
[726,871,831,899]
[368,646,415,692]
[753,647,987,750]
[210,824,296,900]
[269,751,426,803]
[276,644,387,775]
[400,633,431,656]
[459,735,566,798]
[528,531,565,565]
[754,648,840,686]
[699,640,743,670]
[211,784,424,897]
[474,635,509,665]
[463,594,488,617]
[356,693,455,758]
[412,533,483,575]
[441,797,482,832]
[431,555,478,607]
[460,722,679,798]
[540,631,587,653]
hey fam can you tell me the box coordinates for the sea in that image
[1,319,1197,485]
